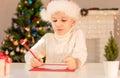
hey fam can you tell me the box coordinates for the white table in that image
[2,63,120,78]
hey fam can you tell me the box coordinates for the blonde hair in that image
[40,0,80,22]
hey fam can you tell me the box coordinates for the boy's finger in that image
[31,58,43,67]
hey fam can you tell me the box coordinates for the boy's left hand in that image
[63,56,77,70]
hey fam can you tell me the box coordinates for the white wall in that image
[41,0,120,8]
[0,0,120,46]
[75,0,120,8]
[0,0,19,46]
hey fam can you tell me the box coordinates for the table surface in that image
[2,63,120,78]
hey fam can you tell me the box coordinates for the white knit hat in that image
[40,0,80,22]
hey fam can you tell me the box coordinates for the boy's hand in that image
[30,57,43,67]
[63,56,77,70]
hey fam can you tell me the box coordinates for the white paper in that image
[39,63,67,70]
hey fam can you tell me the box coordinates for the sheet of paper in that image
[29,63,75,72]
[39,63,67,70]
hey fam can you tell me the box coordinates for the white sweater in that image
[25,28,87,66]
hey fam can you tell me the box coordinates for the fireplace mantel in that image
[86,10,119,15]
[79,10,119,62]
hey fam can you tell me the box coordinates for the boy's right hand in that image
[30,57,43,67]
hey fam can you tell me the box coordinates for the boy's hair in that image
[40,0,80,22]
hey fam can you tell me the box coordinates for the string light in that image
[82,10,119,38]
[114,14,120,37]
[95,16,99,19]
[103,12,107,16]
[79,10,119,62]
[97,20,100,23]
[116,32,120,36]
[114,15,117,20]
[117,28,120,31]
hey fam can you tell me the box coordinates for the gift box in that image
[0,52,12,76]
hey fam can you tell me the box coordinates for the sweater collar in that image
[54,27,72,41]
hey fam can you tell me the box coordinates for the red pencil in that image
[20,39,42,63]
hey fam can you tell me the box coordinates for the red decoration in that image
[0,52,12,63]
[20,39,42,63]
[20,39,29,44]
[33,17,38,22]
[30,4,34,8]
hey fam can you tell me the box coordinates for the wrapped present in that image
[0,52,12,76]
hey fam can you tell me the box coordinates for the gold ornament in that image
[27,33,31,38]
[5,50,9,55]
[13,40,19,46]
[39,27,42,30]
[20,48,24,53]
[24,1,28,4]
[16,46,20,52]
[18,3,21,8]
[14,15,18,19]
[36,21,40,24]
[23,49,27,53]
[10,51,15,56]
[32,37,35,43]
[25,27,30,32]
[6,34,9,38]
[10,37,14,42]
[1,41,5,45]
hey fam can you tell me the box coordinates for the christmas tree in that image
[104,31,119,61]
[0,0,52,62]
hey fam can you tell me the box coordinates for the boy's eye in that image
[62,20,67,22]
[52,20,57,22]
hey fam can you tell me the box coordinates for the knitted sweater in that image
[25,28,87,66]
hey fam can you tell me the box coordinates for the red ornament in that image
[30,4,34,8]
[33,17,38,22]
[20,39,29,45]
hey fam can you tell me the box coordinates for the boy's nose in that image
[55,21,62,27]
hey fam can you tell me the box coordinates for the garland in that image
[80,9,88,16]
[80,8,118,16]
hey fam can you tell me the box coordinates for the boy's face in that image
[50,11,75,35]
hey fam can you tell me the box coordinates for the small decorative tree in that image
[104,31,119,61]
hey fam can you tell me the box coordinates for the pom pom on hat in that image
[40,9,50,21]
